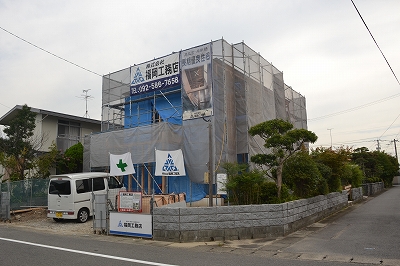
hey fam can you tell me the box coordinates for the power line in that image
[0,26,102,77]
[378,113,400,140]
[350,0,400,86]
[0,102,11,109]
[0,25,133,112]
[308,92,400,121]
[309,2,400,123]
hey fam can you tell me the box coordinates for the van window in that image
[76,177,105,194]
[49,180,71,195]
[108,176,121,189]
[92,177,105,191]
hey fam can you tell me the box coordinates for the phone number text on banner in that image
[130,53,180,96]
[130,74,180,95]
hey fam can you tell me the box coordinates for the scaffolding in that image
[84,39,308,201]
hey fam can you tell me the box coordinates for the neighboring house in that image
[0,105,101,179]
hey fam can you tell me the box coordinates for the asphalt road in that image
[282,185,400,264]
[1,187,399,266]
[0,226,370,266]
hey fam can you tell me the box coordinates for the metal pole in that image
[208,122,213,207]
[190,179,192,207]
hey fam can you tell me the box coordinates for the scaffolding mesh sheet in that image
[90,38,308,191]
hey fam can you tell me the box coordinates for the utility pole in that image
[376,139,381,151]
[393,139,398,163]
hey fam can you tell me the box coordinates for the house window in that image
[237,153,249,164]
[57,120,81,152]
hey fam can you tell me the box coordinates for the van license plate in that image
[55,212,63,218]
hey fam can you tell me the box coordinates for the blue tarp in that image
[168,176,206,202]
[154,92,182,125]
[120,163,206,202]
[124,98,152,127]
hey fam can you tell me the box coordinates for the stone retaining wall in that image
[350,187,363,202]
[153,191,348,242]
[0,192,11,221]
[362,182,384,196]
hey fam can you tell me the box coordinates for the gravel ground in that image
[3,208,95,235]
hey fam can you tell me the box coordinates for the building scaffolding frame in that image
[85,39,308,201]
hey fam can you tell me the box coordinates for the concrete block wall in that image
[362,182,384,196]
[350,187,363,202]
[0,192,11,221]
[153,191,348,242]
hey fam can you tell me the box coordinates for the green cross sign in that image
[116,159,128,172]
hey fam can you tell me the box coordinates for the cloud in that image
[0,0,399,155]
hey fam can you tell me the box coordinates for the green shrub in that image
[223,162,266,205]
[311,147,351,192]
[57,142,83,174]
[283,151,328,198]
[259,182,293,204]
[365,177,381,183]
[222,162,295,205]
[349,164,364,187]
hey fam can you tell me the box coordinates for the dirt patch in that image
[3,208,94,235]
[9,208,48,222]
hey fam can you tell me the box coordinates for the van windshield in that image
[49,180,71,195]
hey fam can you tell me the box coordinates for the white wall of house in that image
[34,114,58,152]
[33,114,100,153]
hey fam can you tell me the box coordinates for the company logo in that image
[162,153,179,172]
[131,68,145,85]
[118,220,123,227]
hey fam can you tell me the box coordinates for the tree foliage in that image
[341,164,363,188]
[283,151,328,198]
[0,105,36,180]
[310,147,352,192]
[57,142,84,174]
[248,119,318,198]
[352,147,398,187]
[223,162,263,205]
[32,142,60,179]
[222,162,293,204]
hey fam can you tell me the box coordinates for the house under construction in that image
[83,39,307,202]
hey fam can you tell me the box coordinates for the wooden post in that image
[128,174,132,192]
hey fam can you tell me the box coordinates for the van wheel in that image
[77,208,89,223]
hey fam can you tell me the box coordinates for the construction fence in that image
[0,179,49,211]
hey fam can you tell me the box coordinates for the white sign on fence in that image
[109,212,152,238]
[217,173,227,195]
[118,191,142,212]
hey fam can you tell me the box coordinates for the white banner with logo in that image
[155,149,186,176]
[109,152,135,176]
[109,212,152,238]
[130,53,180,96]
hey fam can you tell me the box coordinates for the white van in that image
[47,172,123,223]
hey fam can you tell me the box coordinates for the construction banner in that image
[109,152,136,176]
[155,149,186,176]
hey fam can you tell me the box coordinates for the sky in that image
[0,0,399,156]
